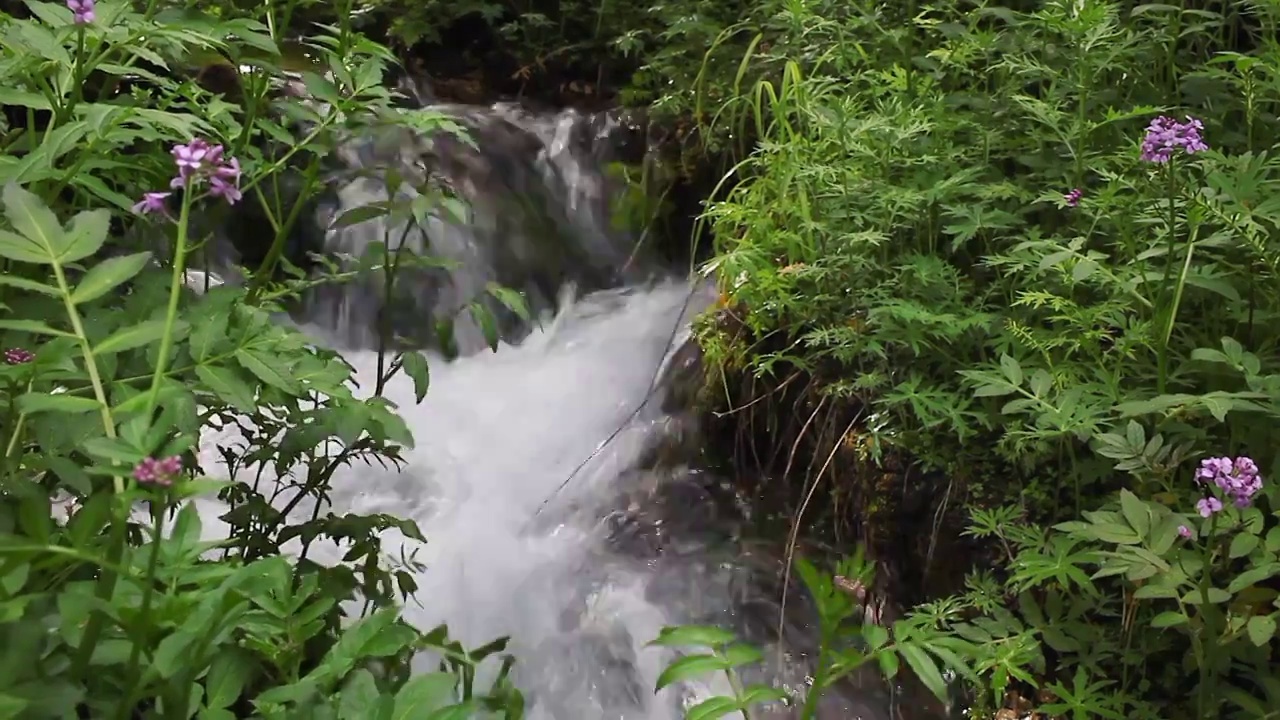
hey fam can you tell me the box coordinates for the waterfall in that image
[192,99,891,720]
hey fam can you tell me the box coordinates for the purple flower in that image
[1141,115,1210,163]
[131,191,171,215]
[66,0,94,23]
[1196,455,1264,508]
[1064,188,1083,207]
[135,138,242,214]
[1178,525,1192,538]
[1196,496,1223,517]
[132,455,182,487]
[3,348,34,365]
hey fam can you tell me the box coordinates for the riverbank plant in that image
[675,0,1280,716]
[0,0,527,716]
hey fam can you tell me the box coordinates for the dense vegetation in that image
[3,0,1280,718]
[668,0,1280,718]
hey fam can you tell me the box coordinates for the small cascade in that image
[192,95,896,719]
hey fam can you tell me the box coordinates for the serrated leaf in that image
[998,354,1022,386]
[0,229,51,264]
[194,365,257,413]
[0,273,58,295]
[17,392,101,415]
[235,348,300,393]
[0,319,73,337]
[61,209,111,264]
[1119,490,1151,538]
[71,252,153,304]
[94,319,178,356]
[3,183,66,261]
[897,643,948,701]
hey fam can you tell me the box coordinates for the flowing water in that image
[192,99,897,719]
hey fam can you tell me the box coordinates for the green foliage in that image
[679,0,1280,716]
[0,0,527,716]
[653,551,970,719]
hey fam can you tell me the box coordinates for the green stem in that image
[1195,510,1219,719]
[145,190,194,415]
[115,500,168,719]
[1156,162,1178,394]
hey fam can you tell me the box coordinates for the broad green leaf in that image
[194,365,257,412]
[682,696,740,720]
[655,653,732,691]
[235,348,300,393]
[332,202,391,228]
[391,673,455,719]
[998,354,1022,386]
[650,625,736,649]
[17,392,101,415]
[399,351,430,403]
[0,319,72,337]
[337,669,382,720]
[2,183,65,260]
[1229,532,1260,559]
[204,650,252,710]
[0,273,58,295]
[1150,611,1187,628]
[1119,490,1151,538]
[71,252,153,304]
[1246,615,1276,647]
[61,209,111,264]
[487,283,531,321]
[93,319,177,356]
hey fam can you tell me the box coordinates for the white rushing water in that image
[185,102,894,719]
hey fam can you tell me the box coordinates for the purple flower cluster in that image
[133,138,242,215]
[66,0,94,24]
[1064,188,1083,207]
[3,348,34,365]
[1194,455,1264,516]
[1140,115,1209,164]
[133,455,182,487]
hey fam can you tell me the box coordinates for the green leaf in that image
[1118,490,1151,539]
[94,319,177,356]
[399,351,430,404]
[487,283,531,321]
[1246,615,1276,647]
[204,650,252,710]
[654,653,731,691]
[391,673,455,719]
[0,273,58,296]
[194,365,257,413]
[235,348,300,393]
[2,183,65,261]
[1150,611,1187,628]
[682,696,740,720]
[897,643,948,701]
[998,354,1022,386]
[61,209,111,264]
[650,625,737,649]
[71,252,153,304]
[17,392,101,415]
[0,229,51,264]
[0,319,73,337]
[338,669,382,720]
[1229,532,1260,560]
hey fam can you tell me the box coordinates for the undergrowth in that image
[665,0,1280,717]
